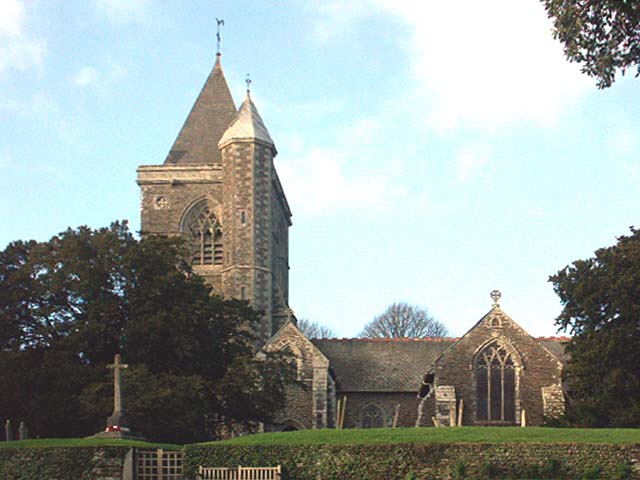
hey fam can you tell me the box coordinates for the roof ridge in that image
[312,337,459,342]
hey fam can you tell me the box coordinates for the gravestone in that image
[18,421,28,440]
[542,384,565,420]
[435,385,457,427]
[4,420,12,441]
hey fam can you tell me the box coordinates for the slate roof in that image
[312,336,569,393]
[312,338,454,392]
[164,54,238,166]
[537,337,571,364]
[218,92,275,149]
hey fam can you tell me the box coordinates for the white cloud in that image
[308,0,373,44]
[73,66,100,87]
[0,0,22,36]
[0,0,46,79]
[308,0,592,131]
[455,144,492,181]
[94,0,151,23]
[71,64,126,89]
[279,148,388,216]
[277,117,402,216]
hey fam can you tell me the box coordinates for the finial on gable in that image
[216,18,225,55]
[490,289,502,307]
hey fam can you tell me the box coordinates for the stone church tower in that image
[137,53,292,344]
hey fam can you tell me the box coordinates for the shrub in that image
[613,461,633,480]
[540,457,563,478]
[581,464,603,479]
[452,461,468,480]
[481,461,502,479]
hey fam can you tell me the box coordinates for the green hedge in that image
[184,442,640,479]
[0,446,130,480]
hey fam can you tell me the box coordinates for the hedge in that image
[0,446,130,480]
[183,442,640,479]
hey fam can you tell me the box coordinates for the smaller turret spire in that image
[218,89,275,151]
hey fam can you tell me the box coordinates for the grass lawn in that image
[212,426,640,446]
[0,437,180,450]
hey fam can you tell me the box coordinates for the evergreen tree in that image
[0,222,289,442]
[550,227,640,426]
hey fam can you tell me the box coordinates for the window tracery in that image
[182,202,223,266]
[475,341,516,423]
[360,404,385,428]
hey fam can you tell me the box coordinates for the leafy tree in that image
[359,302,448,338]
[296,318,335,338]
[0,222,289,442]
[542,0,640,88]
[550,227,640,427]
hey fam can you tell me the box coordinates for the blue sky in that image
[2,0,639,338]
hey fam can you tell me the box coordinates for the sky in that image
[1,0,639,338]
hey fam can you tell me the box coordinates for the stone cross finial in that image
[216,18,224,54]
[286,307,294,322]
[490,289,502,307]
[108,354,128,417]
[246,73,252,93]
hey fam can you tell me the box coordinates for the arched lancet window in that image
[361,404,385,429]
[280,345,302,380]
[280,419,304,432]
[181,201,223,266]
[475,341,516,423]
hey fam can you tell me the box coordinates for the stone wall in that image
[185,442,640,479]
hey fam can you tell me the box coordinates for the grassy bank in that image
[0,437,180,450]
[212,426,640,446]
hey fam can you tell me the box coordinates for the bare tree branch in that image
[297,318,335,339]
[359,302,448,338]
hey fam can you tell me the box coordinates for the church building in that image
[137,49,567,431]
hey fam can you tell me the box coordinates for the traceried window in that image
[182,202,223,266]
[475,341,516,423]
[360,404,385,428]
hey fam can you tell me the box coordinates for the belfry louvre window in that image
[187,210,223,266]
[475,341,516,423]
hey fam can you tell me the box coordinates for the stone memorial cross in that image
[107,354,128,428]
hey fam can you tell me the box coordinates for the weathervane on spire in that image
[216,18,224,55]
[246,73,252,93]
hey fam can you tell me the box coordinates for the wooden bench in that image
[197,465,282,480]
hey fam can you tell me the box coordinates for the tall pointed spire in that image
[164,52,237,165]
